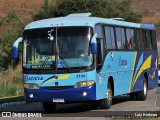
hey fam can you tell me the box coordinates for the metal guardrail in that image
[0,96,24,104]
[0,96,25,108]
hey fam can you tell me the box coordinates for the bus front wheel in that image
[42,102,57,113]
[99,82,113,109]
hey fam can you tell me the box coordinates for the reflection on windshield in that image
[23,27,93,69]
[57,27,92,68]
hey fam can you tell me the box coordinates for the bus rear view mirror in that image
[91,33,97,54]
[11,37,23,59]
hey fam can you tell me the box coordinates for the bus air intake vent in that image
[66,13,91,17]
[110,18,124,21]
[42,86,73,90]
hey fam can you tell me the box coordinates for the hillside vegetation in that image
[0,0,45,97]
[131,0,160,40]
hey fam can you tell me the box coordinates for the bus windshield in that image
[23,27,93,70]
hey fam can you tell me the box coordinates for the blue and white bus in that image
[12,13,158,112]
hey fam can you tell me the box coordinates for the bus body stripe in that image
[133,55,152,85]
[128,52,137,93]
[42,74,70,85]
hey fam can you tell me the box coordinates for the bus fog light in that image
[83,92,87,96]
[29,94,34,98]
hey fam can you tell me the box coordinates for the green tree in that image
[0,12,24,69]
[33,0,141,22]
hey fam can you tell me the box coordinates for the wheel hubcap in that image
[107,87,112,103]
[144,81,147,96]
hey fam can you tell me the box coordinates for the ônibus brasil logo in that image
[24,75,43,81]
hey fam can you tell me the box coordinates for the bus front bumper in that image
[24,83,96,102]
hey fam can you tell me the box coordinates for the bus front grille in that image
[42,86,73,90]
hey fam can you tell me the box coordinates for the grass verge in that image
[0,64,24,97]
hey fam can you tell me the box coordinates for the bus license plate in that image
[53,98,65,103]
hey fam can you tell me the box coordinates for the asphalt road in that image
[0,86,160,119]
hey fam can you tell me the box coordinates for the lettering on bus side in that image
[119,57,127,66]
[107,65,111,69]
[24,75,43,81]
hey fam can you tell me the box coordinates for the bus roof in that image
[24,13,155,30]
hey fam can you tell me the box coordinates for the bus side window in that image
[145,30,152,50]
[151,30,157,50]
[94,24,104,38]
[115,27,126,49]
[136,29,144,50]
[94,24,104,71]
[104,26,116,49]
[126,28,135,49]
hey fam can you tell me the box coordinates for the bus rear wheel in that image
[99,82,113,109]
[42,102,57,113]
[136,77,147,100]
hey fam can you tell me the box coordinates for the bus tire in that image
[136,77,147,100]
[129,93,136,100]
[99,82,113,109]
[42,102,57,113]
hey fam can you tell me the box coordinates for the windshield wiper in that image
[58,54,71,73]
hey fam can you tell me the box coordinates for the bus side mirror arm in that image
[11,37,23,59]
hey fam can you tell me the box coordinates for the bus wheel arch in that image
[99,76,114,109]
[108,76,114,96]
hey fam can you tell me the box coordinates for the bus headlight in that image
[74,80,94,88]
[23,83,40,89]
